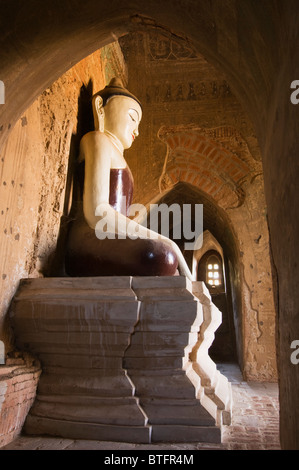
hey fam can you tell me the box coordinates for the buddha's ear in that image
[93,95,104,131]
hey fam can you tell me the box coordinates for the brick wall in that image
[159,129,251,209]
[0,353,41,448]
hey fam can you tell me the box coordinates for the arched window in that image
[206,253,224,291]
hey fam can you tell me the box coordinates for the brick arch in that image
[158,127,254,209]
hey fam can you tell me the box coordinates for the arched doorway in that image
[197,248,237,362]
[147,182,241,366]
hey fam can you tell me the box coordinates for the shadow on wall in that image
[47,80,94,276]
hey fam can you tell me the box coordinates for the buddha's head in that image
[92,77,142,150]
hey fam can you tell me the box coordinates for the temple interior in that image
[0,0,298,450]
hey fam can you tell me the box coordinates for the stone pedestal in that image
[9,276,231,443]
[190,282,232,426]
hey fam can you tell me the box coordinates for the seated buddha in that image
[65,77,193,280]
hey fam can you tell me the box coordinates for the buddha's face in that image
[103,95,142,150]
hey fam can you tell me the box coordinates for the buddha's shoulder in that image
[80,131,111,147]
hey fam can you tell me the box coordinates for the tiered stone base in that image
[10,276,232,444]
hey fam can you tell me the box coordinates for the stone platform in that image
[9,276,232,444]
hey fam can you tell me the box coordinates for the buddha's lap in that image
[65,223,178,276]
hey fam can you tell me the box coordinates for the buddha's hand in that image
[163,238,194,281]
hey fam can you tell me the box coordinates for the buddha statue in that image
[65,78,193,280]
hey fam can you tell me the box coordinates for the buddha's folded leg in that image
[65,222,178,277]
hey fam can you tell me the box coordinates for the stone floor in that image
[1,363,280,451]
